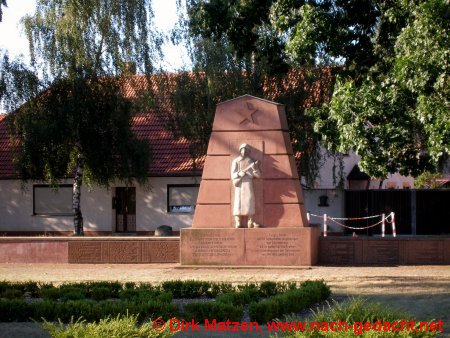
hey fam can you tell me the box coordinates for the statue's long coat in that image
[231,156,260,216]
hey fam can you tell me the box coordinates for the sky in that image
[0,0,190,71]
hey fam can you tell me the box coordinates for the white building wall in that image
[303,189,344,232]
[0,179,74,232]
[0,176,201,233]
[136,176,200,232]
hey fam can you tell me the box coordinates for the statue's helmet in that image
[239,143,250,152]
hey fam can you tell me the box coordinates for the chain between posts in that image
[307,212,396,237]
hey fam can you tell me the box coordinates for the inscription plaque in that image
[181,228,318,266]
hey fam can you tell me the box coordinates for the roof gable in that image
[0,69,333,179]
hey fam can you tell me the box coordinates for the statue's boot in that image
[235,216,242,228]
[248,218,261,228]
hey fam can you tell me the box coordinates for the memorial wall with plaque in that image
[180,95,320,266]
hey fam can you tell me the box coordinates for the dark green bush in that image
[139,300,179,320]
[90,286,113,301]
[209,282,235,297]
[0,299,33,321]
[161,281,184,298]
[33,300,57,320]
[236,283,258,292]
[20,281,40,297]
[259,281,279,297]
[0,281,12,295]
[2,288,23,299]
[181,281,210,298]
[59,287,86,302]
[249,280,331,323]
[137,282,158,292]
[124,281,136,289]
[87,281,122,298]
[162,280,211,298]
[183,301,243,322]
[0,281,39,297]
[216,288,260,306]
[249,298,280,324]
[39,286,61,301]
[119,288,172,303]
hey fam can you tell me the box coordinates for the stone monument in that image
[180,95,320,266]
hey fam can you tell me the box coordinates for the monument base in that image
[180,227,320,266]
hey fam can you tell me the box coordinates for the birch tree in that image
[3,0,161,235]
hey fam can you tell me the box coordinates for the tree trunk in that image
[73,152,84,236]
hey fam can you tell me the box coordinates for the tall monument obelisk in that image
[180,95,320,266]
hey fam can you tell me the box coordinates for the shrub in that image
[259,281,279,298]
[41,314,176,338]
[39,286,61,301]
[33,300,57,320]
[59,287,86,302]
[161,281,184,298]
[280,298,439,337]
[20,281,40,297]
[249,280,331,323]
[138,300,179,320]
[0,281,12,295]
[2,288,23,300]
[119,288,172,304]
[181,280,211,298]
[161,280,211,298]
[87,281,122,298]
[0,299,33,321]
[124,281,136,289]
[216,288,260,306]
[90,286,113,301]
[183,301,243,322]
[209,282,235,297]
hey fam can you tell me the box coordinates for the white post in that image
[323,213,328,237]
[382,213,385,238]
[307,212,310,223]
[391,212,397,237]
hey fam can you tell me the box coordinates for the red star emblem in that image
[238,102,258,124]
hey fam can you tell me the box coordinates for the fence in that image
[308,212,396,237]
[344,189,449,235]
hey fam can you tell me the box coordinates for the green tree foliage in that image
[183,0,449,179]
[23,0,161,78]
[309,0,449,177]
[1,0,160,234]
[152,40,334,185]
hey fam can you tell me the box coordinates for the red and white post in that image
[323,213,328,237]
[391,212,397,237]
[382,213,386,238]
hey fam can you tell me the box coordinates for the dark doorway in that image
[114,187,136,233]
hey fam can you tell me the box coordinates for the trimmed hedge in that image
[0,279,331,325]
[216,288,261,306]
[183,301,243,322]
[249,280,331,323]
[0,298,179,322]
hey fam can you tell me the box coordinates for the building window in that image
[167,184,199,213]
[33,184,73,216]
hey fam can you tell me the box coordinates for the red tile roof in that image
[0,114,15,178]
[132,113,204,176]
[0,111,203,178]
[0,69,333,179]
